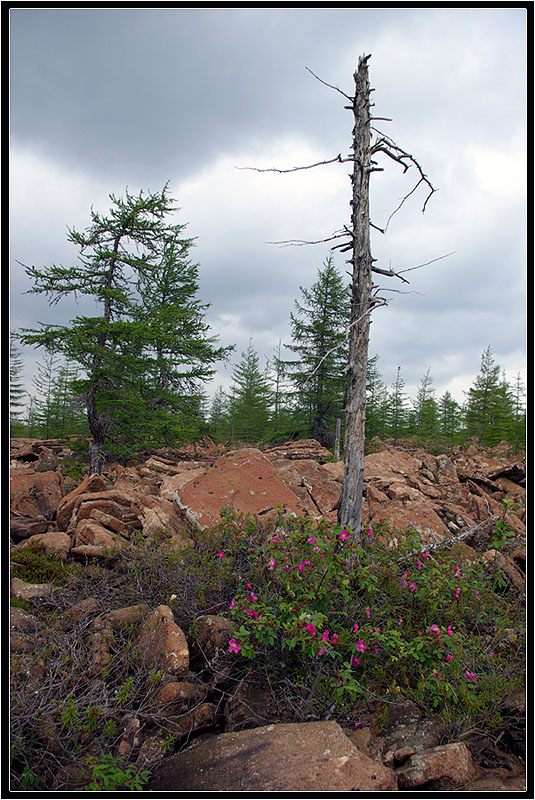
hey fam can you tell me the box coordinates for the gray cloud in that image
[9,7,527,407]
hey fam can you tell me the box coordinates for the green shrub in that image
[11,549,83,586]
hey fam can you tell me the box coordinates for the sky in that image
[9,6,528,412]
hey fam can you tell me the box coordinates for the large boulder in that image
[149,721,397,792]
[174,448,306,530]
[10,470,64,519]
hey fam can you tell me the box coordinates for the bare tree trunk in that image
[333,417,341,460]
[338,55,373,538]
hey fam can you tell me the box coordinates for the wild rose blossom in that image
[355,639,367,653]
[228,639,241,654]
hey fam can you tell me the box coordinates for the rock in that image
[375,698,446,757]
[10,470,64,519]
[151,681,208,716]
[56,473,108,530]
[482,550,525,591]
[149,721,398,792]
[73,519,128,550]
[136,735,167,769]
[264,439,333,463]
[10,606,42,634]
[194,614,235,662]
[224,675,271,731]
[139,495,189,540]
[55,597,101,630]
[175,448,306,530]
[117,714,142,758]
[368,501,450,544]
[158,466,207,498]
[164,703,219,740]
[463,772,526,792]
[10,577,54,602]
[136,605,189,677]
[88,507,137,538]
[66,490,141,534]
[13,531,72,561]
[273,459,341,515]
[10,515,51,541]
[396,741,479,789]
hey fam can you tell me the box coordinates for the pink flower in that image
[465,671,477,683]
[244,607,258,620]
[267,557,276,570]
[455,587,461,598]
[229,598,235,610]
[306,623,316,635]
[354,623,359,633]
[422,552,430,560]
[428,624,440,634]
[216,551,225,559]
[473,590,480,599]
[338,530,350,541]
[308,535,316,544]
[321,630,330,642]
[416,560,423,570]
[330,633,339,645]
[351,656,361,667]
[446,625,453,637]
[366,607,371,619]
[228,638,241,654]
[445,653,453,662]
[367,526,373,537]
[316,646,328,659]
[398,617,403,626]
[250,592,257,602]
[355,639,367,653]
[454,566,461,578]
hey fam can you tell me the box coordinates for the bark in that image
[338,55,373,538]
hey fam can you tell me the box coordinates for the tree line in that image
[10,191,525,462]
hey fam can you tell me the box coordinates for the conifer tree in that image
[284,255,350,444]
[386,366,408,445]
[437,390,460,443]
[463,346,502,445]
[227,341,273,443]
[10,340,27,434]
[413,367,439,441]
[365,354,389,441]
[17,184,230,471]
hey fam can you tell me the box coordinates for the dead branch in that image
[236,154,351,175]
[305,66,353,101]
[397,251,457,275]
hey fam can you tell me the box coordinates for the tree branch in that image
[236,154,351,175]
[305,66,353,101]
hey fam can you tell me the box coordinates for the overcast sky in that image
[9,6,528,410]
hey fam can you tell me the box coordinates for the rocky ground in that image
[9,436,526,791]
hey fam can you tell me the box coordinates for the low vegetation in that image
[10,507,525,791]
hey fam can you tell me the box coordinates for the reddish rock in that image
[10,515,51,540]
[139,495,188,539]
[73,519,128,550]
[369,501,450,544]
[151,681,208,716]
[194,614,235,662]
[56,473,108,530]
[273,458,341,515]
[264,439,333,463]
[13,531,71,561]
[158,467,207,501]
[149,721,398,792]
[10,577,54,602]
[175,448,305,530]
[10,470,64,519]
[396,741,479,789]
[136,605,189,677]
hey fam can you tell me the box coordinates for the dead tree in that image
[242,54,441,541]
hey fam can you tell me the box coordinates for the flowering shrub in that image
[222,513,524,735]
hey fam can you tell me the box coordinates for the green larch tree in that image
[227,341,273,443]
[284,255,350,445]
[17,184,230,471]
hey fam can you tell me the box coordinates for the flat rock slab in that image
[149,721,397,792]
[175,448,306,530]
